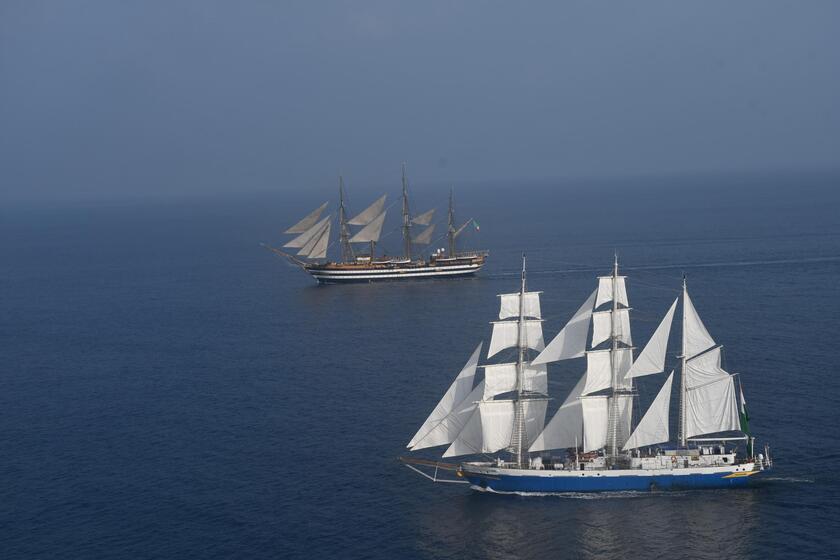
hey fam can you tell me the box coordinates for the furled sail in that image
[410,381,485,451]
[684,376,740,438]
[582,348,633,395]
[482,362,547,400]
[625,298,677,379]
[285,202,328,233]
[304,221,331,259]
[297,219,330,256]
[595,276,629,308]
[683,292,716,358]
[284,216,330,248]
[347,195,387,226]
[443,399,548,457]
[591,309,632,347]
[486,320,545,359]
[623,372,674,450]
[581,396,609,452]
[411,208,435,226]
[529,373,586,452]
[408,342,482,449]
[532,289,597,365]
[498,292,542,320]
[412,224,436,245]
[348,211,387,243]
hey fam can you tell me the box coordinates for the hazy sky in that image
[2,1,838,200]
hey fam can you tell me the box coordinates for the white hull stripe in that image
[310,264,483,281]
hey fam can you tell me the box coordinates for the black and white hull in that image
[304,254,487,283]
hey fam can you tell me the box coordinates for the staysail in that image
[683,291,716,358]
[348,211,387,244]
[408,342,483,449]
[284,216,330,249]
[303,221,331,259]
[411,208,435,226]
[623,372,674,450]
[347,195,387,226]
[285,202,328,234]
[531,289,597,365]
[625,298,677,379]
[412,224,436,245]
[529,373,586,452]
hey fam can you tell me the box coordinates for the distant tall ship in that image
[265,164,487,283]
[402,256,772,492]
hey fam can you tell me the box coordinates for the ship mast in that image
[338,176,354,263]
[512,253,528,467]
[607,253,621,459]
[679,275,688,448]
[401,163,412,260]
[447,188,456,257]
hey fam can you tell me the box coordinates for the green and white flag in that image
[738,380,750,434]
[739,380,753,457]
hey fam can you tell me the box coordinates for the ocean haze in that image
[2,1,840,201]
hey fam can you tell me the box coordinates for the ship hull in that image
[305,258,485,283]
[461,463,762,493]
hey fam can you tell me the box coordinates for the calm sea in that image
[2,171,839,559]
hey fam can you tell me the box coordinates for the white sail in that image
[482,362,547,400]
[347,195,387,226]
[348,211,387,243]
[625,298,677,379]
[443,399,547,457]
[591,309,632,347]
[285,202,328,233]
[498,292,542,320]
[284,216,330,248]
[411,381,485,451]
[297,219,330,256]
[685,347,728,389]
[532,289,597,365]
[623,372,674,450]
[412,224,436,245]
[304,221,331,259]
[408,342,482,449]
[581,396,609,452]
[684,375,740,438]
[529,373,586,452]
[582,348,632,395]
[441,400,484,457]
[486,320,544,359]
[684,291,716,358]
[595,276,629,308]
[411,208,435,226]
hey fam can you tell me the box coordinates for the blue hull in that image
[464,472,757,493]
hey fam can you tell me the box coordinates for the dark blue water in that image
[3,172,839,558]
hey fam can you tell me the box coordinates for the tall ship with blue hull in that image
[402,256,772,493]
[265,165,487,283]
